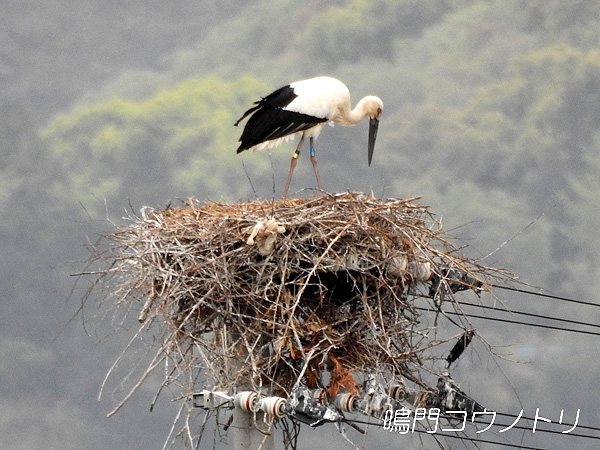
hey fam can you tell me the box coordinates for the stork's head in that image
[363,96,383,166]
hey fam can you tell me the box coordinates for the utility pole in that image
[232,407,274,450]
[195,391,278,450]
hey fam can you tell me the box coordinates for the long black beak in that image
[368,117,379,166]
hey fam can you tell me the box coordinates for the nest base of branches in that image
[106,192,505,403]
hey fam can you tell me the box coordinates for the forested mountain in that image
[2,1,599,449]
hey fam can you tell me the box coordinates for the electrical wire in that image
[343,416,555,450]
[412,430,551,450]
[496,411,600,436]
[415,306,600,337]
[346,412,600,439]
[415,283,600,335]
[344,409,600,448]
[458,302,600,331]
[470,413,598,442]
[492,284,600,309]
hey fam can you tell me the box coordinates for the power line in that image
[415,288,600,335]
[344,417,555,450]
[473,414,599,442]
[493,285,600,309]
[458,302,600,331]
[345,410,600,448]
[419,430,551,450]
[497,411,600,436]
[420,307,600,337]
[458,310,600,336]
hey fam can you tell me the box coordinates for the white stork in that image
[235,76,383,198]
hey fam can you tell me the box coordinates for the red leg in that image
[282,135,304,198]
[309,137,323,192]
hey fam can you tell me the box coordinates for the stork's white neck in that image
[336,96,383,126]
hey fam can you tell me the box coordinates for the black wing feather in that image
[235,85,327,153]
[235,85,297,126]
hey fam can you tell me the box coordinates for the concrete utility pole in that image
[232,408,274,450]
[230,337,275,450]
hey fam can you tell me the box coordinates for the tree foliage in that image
[462,45,600,205]
[42,76,269,206]
[296,0,452,67]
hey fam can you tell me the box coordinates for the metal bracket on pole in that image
[192,390,233,410]
[285,386,342,426]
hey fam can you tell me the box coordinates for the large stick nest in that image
[103,192,506,401]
